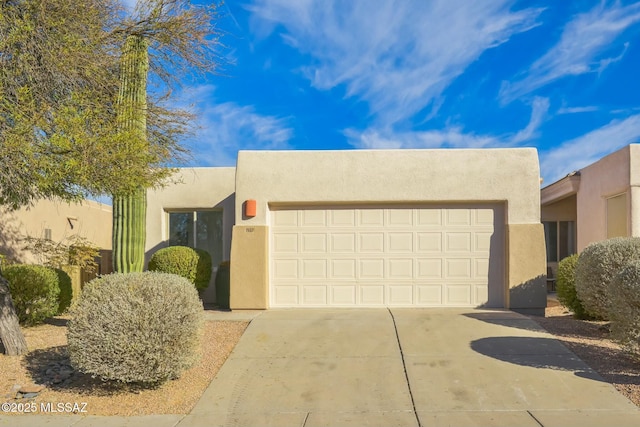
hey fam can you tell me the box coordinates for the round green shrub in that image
[556,254,591,319]
[53,268,72,314]
[147,246,212,291]
[609,260,640,357]
[575,237,640,320]
[67,272,204,384]
[4,264,60,326]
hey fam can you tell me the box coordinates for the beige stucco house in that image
[147,148,547,314]
[0,199,113,272]
[541,143,640,274]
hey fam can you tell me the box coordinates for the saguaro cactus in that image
[112,35,149,273]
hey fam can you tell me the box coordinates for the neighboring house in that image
[0,198,113,274]
[541,143,640,275]
[147,148,547,314]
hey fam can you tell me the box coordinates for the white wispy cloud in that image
[511,97,550,144]
[179,85,294,166]
[246,0,542,126]
[500,2,640,103]
[557,106,599,114]
[540,114,640,183]
[347,96,549,149]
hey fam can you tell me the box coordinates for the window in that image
[167,210,223,267]
[606,193,627,239]
[543,221,576,262]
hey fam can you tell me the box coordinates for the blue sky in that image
[170,0,640,187]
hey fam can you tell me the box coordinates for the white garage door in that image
[270,205,503,307]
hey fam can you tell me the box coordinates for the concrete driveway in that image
[182,308,640,427]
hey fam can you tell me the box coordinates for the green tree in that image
[0,0,221,352]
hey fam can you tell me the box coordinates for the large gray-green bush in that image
[67,272,203,384]
[148,246,212,291]
[556,254,591,319]
[4,264,66,325]
[609,261,640,357]
[575,237,640,319]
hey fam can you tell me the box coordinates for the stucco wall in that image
[145,168,236,303]
[232,148,545,311]
[541,195,577,222]
[576,146,631,251]
[0,199,112,264]
[235,149,541,225]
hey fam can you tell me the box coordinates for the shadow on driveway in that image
[470,336,605,382]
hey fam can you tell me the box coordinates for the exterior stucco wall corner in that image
[229,225,269,310]
[506,223,547,315]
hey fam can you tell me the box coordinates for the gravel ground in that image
[530,297,640,407]
[0,318,248,416]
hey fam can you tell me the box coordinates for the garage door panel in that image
[331,233,356,252]
[417,209,442,226]
[474,232,492,252]
[388,258,413,278]
[446,209,471,226]
[273,285,299,305]
[474,208,494,225]
[330,209,356,226]
[475,259,489,279]
[301,233,327,252]
[387,209,413,226]
[273,259,298,279]
[360,285,384,304]
[475,285,488,306]
[302,286,327,305]
[417,232,442,252]
[359,209,384,226]
[388,232,413,252]
[273,233,298,253]
[416,285,443,305]
[446,285,472,305]
[388,285,413,305]
[416,259,442,278]
[331,259,356,279]
[270,205,502,307]
[360,259,384,279]
[359,233,384,252]
[446,233,472,252]
[273,210,298,226]
[301,259,327,279]
[445,258,472,278]
[331,286,356,305]
[301,210,326,226]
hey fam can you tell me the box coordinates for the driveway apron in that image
[183,308,640,427]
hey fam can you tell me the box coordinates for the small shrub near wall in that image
[609,261,640,358]
[67,272,203,384]
[3,265,64,325]
[575,237,640,320]
[148,246,212,291]
[556,254,591,319]
[53,268,72,314]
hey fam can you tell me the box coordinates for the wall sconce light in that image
[244,199,257,218]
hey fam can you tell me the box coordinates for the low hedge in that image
[609,261,640,357]
[575,237,640,319]
[556,254,591,319]
[3,264,63,325]
[148,246,212,291]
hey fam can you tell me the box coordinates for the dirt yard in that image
[0,318,247,416]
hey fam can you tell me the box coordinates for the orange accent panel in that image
[245,199,257,217]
